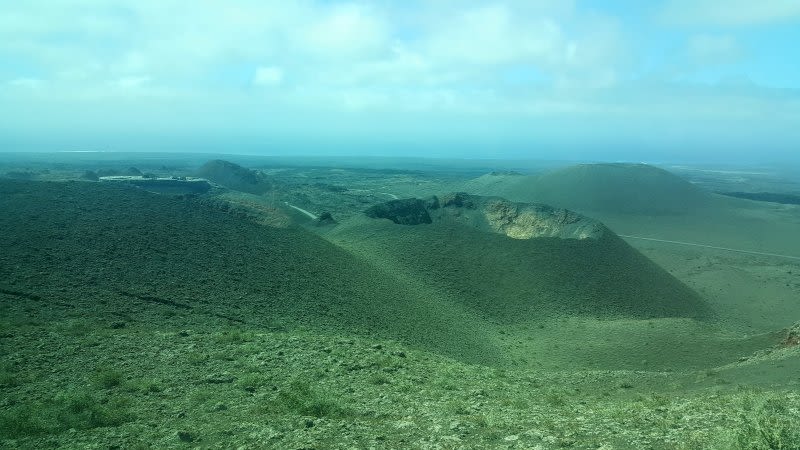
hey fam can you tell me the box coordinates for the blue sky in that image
[1,0,799,161]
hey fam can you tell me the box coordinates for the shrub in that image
[0,404,48,438]
[271,380,345,418]
[0,364,19,388]
[93,368,124,389]
[0,390,133,438]
[237,373,267,392]
[53,390,132,429]
[736,396,800,450]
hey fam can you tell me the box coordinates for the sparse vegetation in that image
[92,368,124,389]
[237,373,268,392]
[736,396,800,450]
[270,379,347,418]
[0,390,132,439]
[0,365,19,388]
[2,163,800,449]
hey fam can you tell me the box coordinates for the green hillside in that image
[465,163,711,215]
[0,180,500,364]
[2,179,797,449]
[324,200,787,371]
[329,200,709,323]
[461,163,800,256]
[195,159,274,195]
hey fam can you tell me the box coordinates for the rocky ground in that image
[2,315,799,449]
[2,163,800,449]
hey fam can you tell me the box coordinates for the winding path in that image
[283,202,317,220]
[618,235,800,261]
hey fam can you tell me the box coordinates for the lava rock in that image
[365,199,432,225]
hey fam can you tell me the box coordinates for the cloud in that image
[0,1,798,159]
[253,66,284,86]
[660,0,800,26]
[297,4,390,58]
[0,1,625,99]
[8,78,45,89]
[686,35,744,66]
[111,76,152,89]
[425,5,564,66]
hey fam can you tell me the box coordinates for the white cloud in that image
[0,0,797,156]
[425,5,564,66]
[686,35,744,66]
[660,0,800,26]
[297,4,390,58]
[8,78,45,88]
[111,76,152,89]
[253,66,284,86]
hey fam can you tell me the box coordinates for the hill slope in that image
[460,163,800,256]
[329,193,709,323]
[0,180,502,364]
[464,163,711,215]
[195,159,273,194]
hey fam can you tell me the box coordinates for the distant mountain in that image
[463,163,711,215]
[196,159,273,195]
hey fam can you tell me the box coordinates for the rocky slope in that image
[365,192,605,240]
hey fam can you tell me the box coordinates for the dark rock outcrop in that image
[316,211,337,226]
[440,192,475,209]
[365,199,432,225]
[366,193,604,240]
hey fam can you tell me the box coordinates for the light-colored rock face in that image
[416,193,606,240]
[483,199,605,240]
[365,192,606,240]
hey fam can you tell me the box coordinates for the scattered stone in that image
[205,374,236,384]
[177,430,195,442]
[781,323,800,347]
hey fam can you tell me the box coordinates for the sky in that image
[1,0,799,162]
